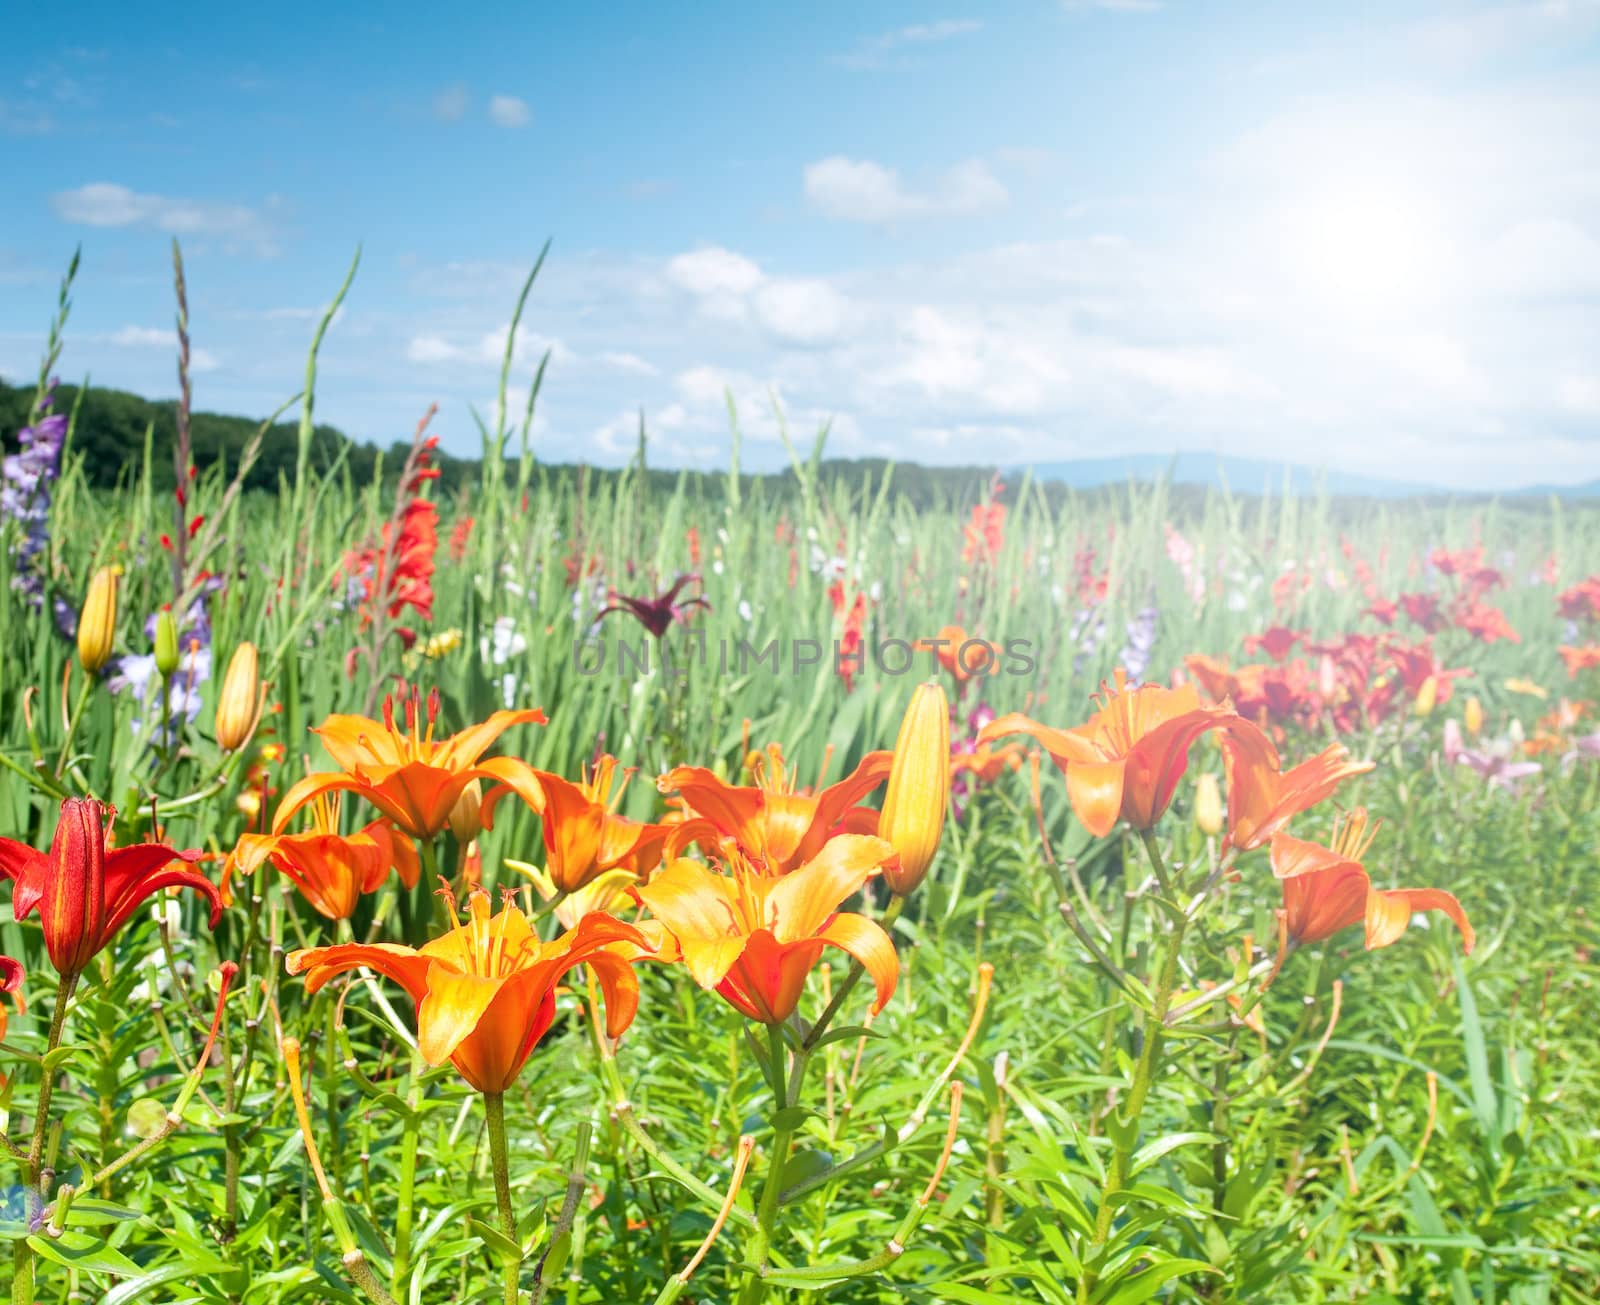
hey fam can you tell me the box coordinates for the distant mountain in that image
[1015,452,1597,499]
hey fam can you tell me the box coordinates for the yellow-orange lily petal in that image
[1270,809,1474,955]
[285,889,650,1093]
[981,672,1233,838]
[658,747,892,873]
[227,795,418,919]
[635,833,898,1025]
[273,691,547,839]
[484,756,670,894]
[1219,722,1374,852]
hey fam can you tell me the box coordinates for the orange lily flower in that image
[286,888,649,1093]
[224,794,419,920]
[917,624,998,682]
[1559,644,1600,677]
[951,740,1026,786]
[635,834,898,1024]
[1219,723,1374,852]
[0,798,220,982]
[272,688,546,840]
[1271,809,1474,953]
[978,670,1234,837]
[482,755,670,894]
[657,744,892,874]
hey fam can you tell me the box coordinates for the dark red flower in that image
[598,574,709,639]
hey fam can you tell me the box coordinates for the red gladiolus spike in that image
[188,515,205,538]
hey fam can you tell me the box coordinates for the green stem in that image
[391,1046,425,1294]
[54,675,94,775]
[531,1123,591,1305]
[484,1091,521,1305]
[1083,832,1190,1288]
[12,972,78,1305]
[735,1024,801,1305]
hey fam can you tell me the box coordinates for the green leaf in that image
[770,1105,824,1132]
[470,1215,524,1267]
[1096,1257,1218,1305]
[1130,1131,1220,1175]
[27,1230,142,1277]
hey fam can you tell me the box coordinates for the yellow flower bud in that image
[1463,696,1483,736]
[1413,675,1438,718]
[215,642,263,751]
[77,565,120,674]
[879,680,950,896]
[449,778,484,844]
[1194,772,1224,837]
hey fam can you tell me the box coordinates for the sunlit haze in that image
[2,1,1597,490]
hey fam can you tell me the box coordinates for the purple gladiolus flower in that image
[1117,605,1159,682]
[2,380,69,606]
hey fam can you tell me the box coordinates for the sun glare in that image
[1279,176,1452,320]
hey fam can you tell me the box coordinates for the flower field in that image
[2,256,1599,1304]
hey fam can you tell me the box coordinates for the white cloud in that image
[433,84,469,122]
[111,326,173,348]
[1558,374,1600,414]
[1482,218,1600,298]
[478,323,569,365]
[1062,0,1163,11]
[488,95,531,128]
[599,351,658,375]
[108,326,219,371]
[407,334,458,363]
[753,279,850,346]
[831,19,982,69]
[804,156,1007,223]
[407,325,570,368]
[1409,1,1600,70]
[51,183,281,253]
[0,100,54,135]
[667,247,764,297]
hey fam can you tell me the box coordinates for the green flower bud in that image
[154,607,180,678]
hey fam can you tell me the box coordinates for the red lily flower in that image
[1242,626,1307,662]
[0,798,220,981]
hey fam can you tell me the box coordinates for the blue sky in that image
[2,1,1597,489]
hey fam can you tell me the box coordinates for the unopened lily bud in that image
[879,680,950,896]
[1318,654,1337,701]
[77,565,120,674]
[215,642,263,752]
[1463,696,1483,736]
[153,608,180,678]
[449,778,484,844]
[1194,772,1224,837]
[1413,675,1439,718]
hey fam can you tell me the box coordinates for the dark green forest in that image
[4,377,1555,516]
[0,377,1007,507]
